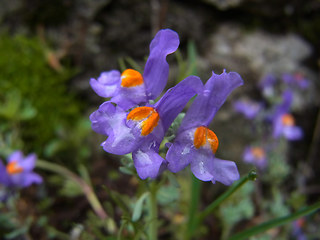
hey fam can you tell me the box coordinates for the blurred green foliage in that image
[0,31,81,154]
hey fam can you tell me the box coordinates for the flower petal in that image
[90,70,121,98]
[19,153,36,171]
[211,158,240,185]
[155,75,203,132]
[101,125,142,155]
[273,90,293,120]
[180,71,243,132]
[243,147,267,169]
[132,145,164,179]
[8,151,23,163]
[111,85,147,110]
[90,101,126,136]
[90,102,142,155]
[166,130,194,173]
[233,100,262,119]
[0,160,10,186]
[190,150,215,181]
[20,172,43,187]
[283,126,303,141]
[273,116,284,138]
[143,29,180,99]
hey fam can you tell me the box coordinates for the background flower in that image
[0,151,42,188]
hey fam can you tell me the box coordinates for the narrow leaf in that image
[132,192,150,222]
[229,201,320,240]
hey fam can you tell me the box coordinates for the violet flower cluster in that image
[0,151,42,189]
[234,72,305,170]
[90,29,243,184]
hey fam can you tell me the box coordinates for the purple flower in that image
[292,219,307,240]
[0,151,42,188]
[282,73,309,89]
[259,74,277,97]
[272,91,303,140]
[243,146,267,169]
[233,99,263,119]
[166,71,243,185]
[90,76,203,179]
[90,29,180,110]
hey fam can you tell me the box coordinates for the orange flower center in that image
[127,107,160,136]
[250,147,265,159]
[121,69,144,88]
[193,126,219,154]
[281,114,295,126]
[6,160,23,175]
[294,73,303,81]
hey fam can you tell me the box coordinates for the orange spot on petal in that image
[194,126,219,154]
[207,129,219,154]
[127,107,155,121]
[121,69,144,87]
[141,111,160,136]
[194,126,207,149]
[251,147,265,159]
[6,161,23,175]
[281,114,295,126]
[127,107,160,136]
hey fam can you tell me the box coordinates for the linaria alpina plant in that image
[0,150,42,188]
[166,71,243,185]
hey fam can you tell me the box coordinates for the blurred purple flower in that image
[243,146,267,169]
[292,219,307,240]
[90,76,203,179]
[282,73,309,89]
[166,71,243,185]
[90,29,180,110]
[272,91,303,140]
[259,74,277,97]
[0,151,42,188]
[233,99,263,119]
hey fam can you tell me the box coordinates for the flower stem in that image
[229,201,320,240]
[198,170,257,222]
[148,182,158,240]
[185,171,256,239]
[36,159,108,220]
[185,174,201,239]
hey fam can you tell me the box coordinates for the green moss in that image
[0,32,81,153]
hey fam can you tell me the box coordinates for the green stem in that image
[186,174,201,239]
[186,171,257,239]
[229,201,320,240]
[198,170,257,222]
[36,159,108,220]
[148,182,158,240]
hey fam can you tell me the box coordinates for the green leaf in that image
[157,184,180,205]
[229,201,320,240]
[119,166,136,176]
[132,192,150,222]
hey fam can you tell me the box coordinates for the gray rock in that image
[205,24,312,80]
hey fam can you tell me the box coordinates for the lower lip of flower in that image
[193,126,219,154]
